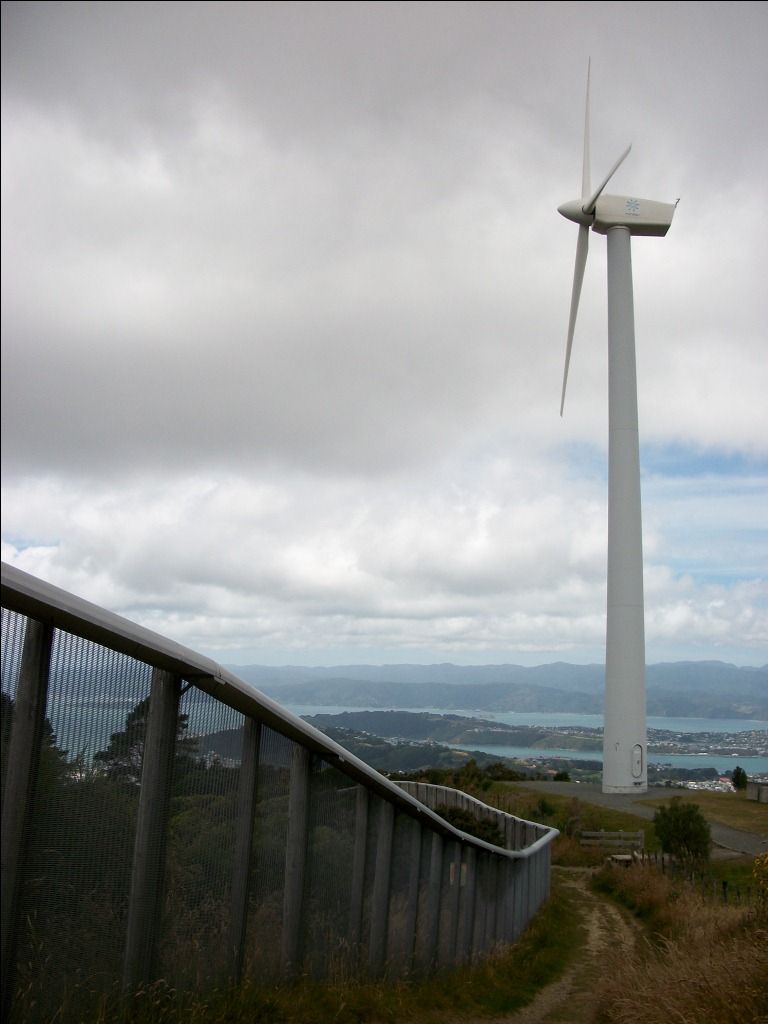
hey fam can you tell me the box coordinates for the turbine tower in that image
[558,62,676,794]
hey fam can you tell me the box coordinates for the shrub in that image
[653,797,710,867]
[434,804,505,847]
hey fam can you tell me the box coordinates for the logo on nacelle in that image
[625,198,640,216]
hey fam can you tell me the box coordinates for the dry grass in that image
[594,927,767,1024]
[590,862,768,1024]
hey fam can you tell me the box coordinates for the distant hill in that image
[227,661,768,719]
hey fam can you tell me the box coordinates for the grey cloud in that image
[2,1,766,665]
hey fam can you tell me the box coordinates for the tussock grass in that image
[590,861,768,1024]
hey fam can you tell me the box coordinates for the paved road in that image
[515,780,767,856]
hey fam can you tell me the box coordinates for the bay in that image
[444,744,768,774]
[286,704,768,775]
[287,704,768,735]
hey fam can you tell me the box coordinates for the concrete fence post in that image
[485,856,499,947]
[347,785,369,954]
[402,818,422,971]
[505,815,515,850]
[472,853,489,957]
[458,845,477,962]
[441,841,462,965]
[421,831,443,971]
[123,668,181,992]
[281,744,311,976]
[1,617,54,1021]
[228,717,261,983]
[368,799,394,974]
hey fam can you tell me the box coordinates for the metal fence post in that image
[228,718,261,983]
[281,744,310,976]
[122,668,181,992]
[368,799,394,974]
[0,617,54,1021]
[348,785,368,952]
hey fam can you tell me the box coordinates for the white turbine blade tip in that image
[581,59,591,200]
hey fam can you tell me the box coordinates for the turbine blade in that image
[582,143,632,215]
[582,59,591,199]
[560,223,589,416]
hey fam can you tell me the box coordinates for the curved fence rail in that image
[1,562,557,1021]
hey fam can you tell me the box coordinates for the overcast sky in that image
[2,2,766,668]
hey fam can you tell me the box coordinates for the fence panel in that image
[1,564,558,1021]
[243,724,293,981]
[386,812,421,974]
[157,688,246,989]
[4,627,154,1020]
[302,760,358,977]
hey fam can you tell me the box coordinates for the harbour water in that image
[41,695,767,775]
[286,704,768,775]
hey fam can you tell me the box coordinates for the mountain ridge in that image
[226,661,768,719]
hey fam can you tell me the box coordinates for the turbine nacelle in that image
[558,194,675,236]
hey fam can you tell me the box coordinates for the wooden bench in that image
[579,830,644,852]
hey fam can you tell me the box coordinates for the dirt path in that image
[484,869,641,1024]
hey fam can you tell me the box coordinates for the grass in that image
[707,853,762,891]
[638,788,768,835]
[38,875,582,1024]
[485,783,658,863]
[589,861,768,1024]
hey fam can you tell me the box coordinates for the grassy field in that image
[637,789,768,835]
[488,783,659,861]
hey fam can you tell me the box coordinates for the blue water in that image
[288,705,768,736]
[444,744,768,775]
[41,696,768,775]
[287,704,768,774]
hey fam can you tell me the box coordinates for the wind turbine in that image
[558,62,676,794]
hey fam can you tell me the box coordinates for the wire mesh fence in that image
[1,564,557,1022]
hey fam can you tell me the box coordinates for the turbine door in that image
[632,744,644,779]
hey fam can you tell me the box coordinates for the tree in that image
[1,690,69,794]
[732,765,748,790]
[94,697,197,784]
[653,797,711,866]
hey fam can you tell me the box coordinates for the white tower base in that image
[603,226,647,794]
